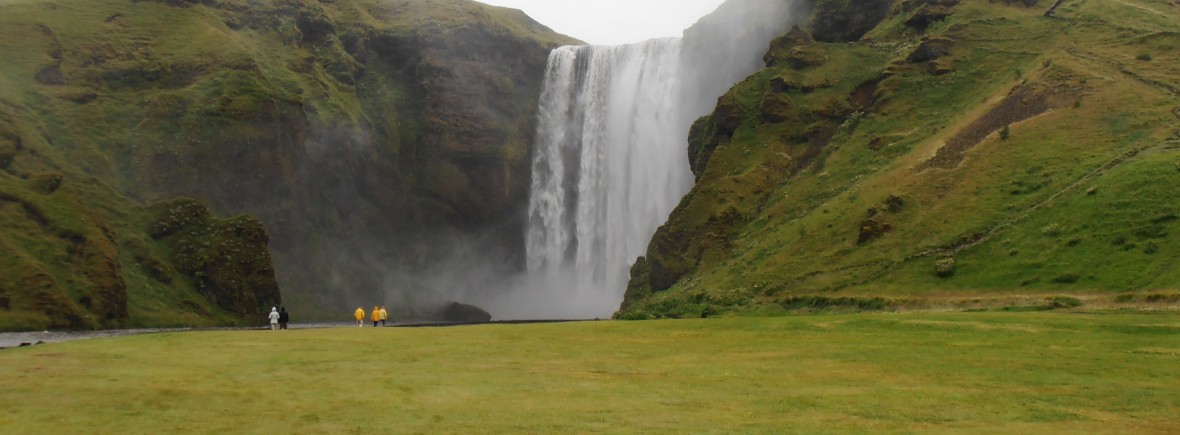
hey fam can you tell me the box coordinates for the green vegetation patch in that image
[0,313,1177,432]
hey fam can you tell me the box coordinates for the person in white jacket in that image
[268,307,280,330]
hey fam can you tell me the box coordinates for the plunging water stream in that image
[521,0,802,317]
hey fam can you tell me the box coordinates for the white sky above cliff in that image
[477,0,728,45]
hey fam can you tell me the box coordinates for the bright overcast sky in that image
[476,0,728,45]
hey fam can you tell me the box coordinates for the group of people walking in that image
[354,306,389,327]
[267,307,290,330]
[264,305,391,330]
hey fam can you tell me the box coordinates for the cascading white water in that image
[521,0,801,318]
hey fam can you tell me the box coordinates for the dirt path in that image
[1110,0,1172,19]
[0,323,355,349]
[1065,47,1180,97]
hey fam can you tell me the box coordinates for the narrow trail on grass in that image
[1065,48,1180,97]
[1110,0,1172,19]
[1044,0,1068,17]
[0,323,354,349]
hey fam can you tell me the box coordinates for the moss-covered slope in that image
[621,0,1180,318]
[0,0,578,319]
[0,158,280,330]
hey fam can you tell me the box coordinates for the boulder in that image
[907,37,956,63]
[809,0,894,42]
[440,302,491,324]
[760,91,794,123]
[904,1,961,31]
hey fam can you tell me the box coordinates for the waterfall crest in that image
[522,0,800,318]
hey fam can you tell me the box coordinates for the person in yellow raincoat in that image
[379,306,388,327]
[371,306,381,328]
[354,307,365,327]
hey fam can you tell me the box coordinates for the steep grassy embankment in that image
[0,0,578,322]
[621,0,1180,318]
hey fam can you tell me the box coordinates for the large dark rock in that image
[907,36,956,63]
[150,199,282,322]
[903,0,961,31]
[809,0,894,42]
[764,25,819,68]
[687,115,724,180]
[440,302,492,324]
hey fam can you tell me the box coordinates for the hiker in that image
[379,306,388,327]
[354,307,365,327]
[371,306,381,328]
[278,307,290,330]
[268,307,280,331]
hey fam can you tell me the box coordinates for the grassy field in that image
[1,313,1177,433]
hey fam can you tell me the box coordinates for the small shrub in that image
[934,257,956,277]
[1052,273,1081,284]
[1113,294,1137,303]
[1143,242,1159,254]
[1042,223,1062,237]
[1136,53,1153,61]
[1145,294,1180,303]
[1152,214,1178,224]
[613,310,654,321]
[780,296,894,312]
[1045,295,1084,309]
[1000,125,1011,140]
[1134,225,1168,239]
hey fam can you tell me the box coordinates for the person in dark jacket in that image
[278,307,290,330]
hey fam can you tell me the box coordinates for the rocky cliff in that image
[620,0,1180,318]
[0,0,578,326]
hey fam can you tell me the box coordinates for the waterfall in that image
[522,0,800,318]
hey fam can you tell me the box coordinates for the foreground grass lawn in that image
[1,313,1177,433]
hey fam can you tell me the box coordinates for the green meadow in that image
[1,313,1177,433]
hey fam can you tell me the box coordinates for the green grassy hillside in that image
[0,0,578,323]
[622,0,1180,318]
[0,165,280,330]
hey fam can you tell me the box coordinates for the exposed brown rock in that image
[916,81,1080,171]
[858,218,894,245]
[907,36,956,63]
[904,0,961,31]
[809,0,894,42]
[760,91,794,123]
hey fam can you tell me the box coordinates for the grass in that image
[0,313,1178,433]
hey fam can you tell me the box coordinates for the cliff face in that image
[621,0,1180,318]
[0,0,578,321]
[0,167,281,330]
